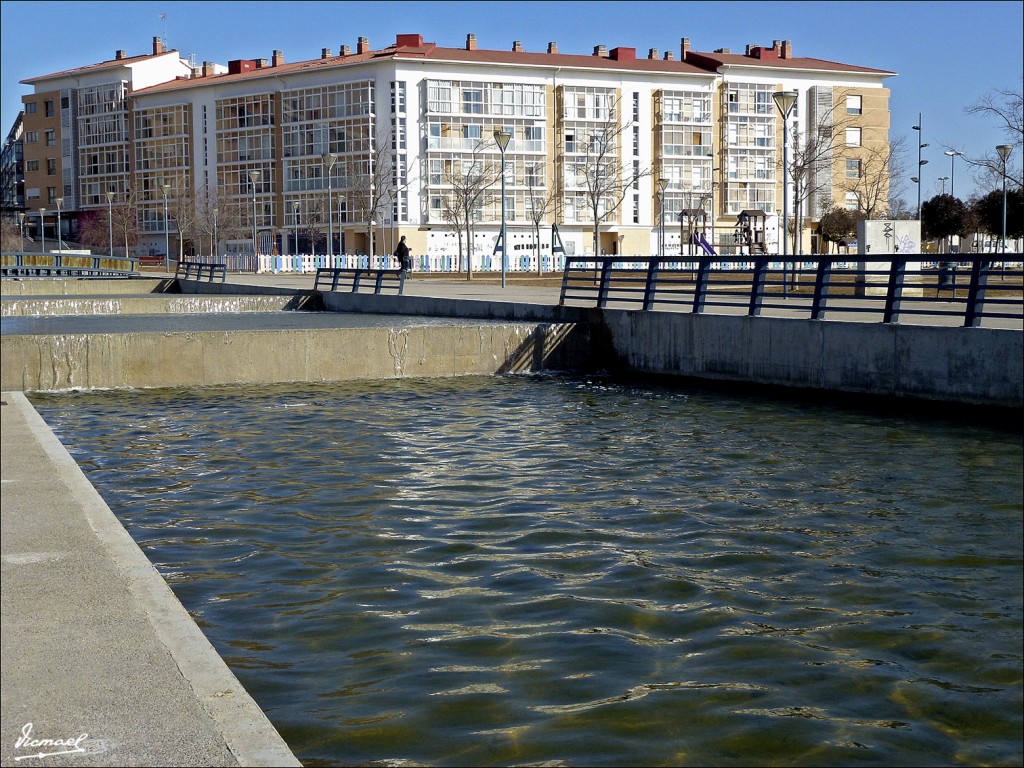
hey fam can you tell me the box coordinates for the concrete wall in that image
[1,323,589,392]
[599,310,1024,408]
[1,294,316,317]
[0,278,172,296]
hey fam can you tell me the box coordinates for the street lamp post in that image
[944,150,963,197]
[248,170,262,262]
[658,177,669,258]
[323,152,337,265]
[39,208,46,253]
[772,90,798,296]
[213,208,219,260]
[292,201,300,256]
[938,176,949,195]
[18,212,25,252]
[996,144,1012,255]
[105,191,115,257]
[161,183,171,271]
[55,197,63,251]
[912,115,929,219]
[493,128,512,288]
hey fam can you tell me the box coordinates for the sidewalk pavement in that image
[0,391,300,767]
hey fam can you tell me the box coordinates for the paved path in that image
[0,391,300,767]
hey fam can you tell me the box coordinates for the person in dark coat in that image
[394,235,411,277]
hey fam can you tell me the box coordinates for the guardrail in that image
[313,267,406,295]
[559,255,1024,328]
[1,251,139,278]
[175,260,226,282]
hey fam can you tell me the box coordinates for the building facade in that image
[15,33,894,261]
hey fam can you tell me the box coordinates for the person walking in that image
[394,235,412,279]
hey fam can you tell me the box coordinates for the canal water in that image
[32,376,1023,767]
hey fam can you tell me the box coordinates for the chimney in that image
[202,60,215,77]
[648,48,659,60]
[610,47,635,61]
[547,41,558,54]
[357,36,370,54]
[745,44,755,55]
[680,37,691,60]
[153,36,164,55]
[781,40,792,59]
[115,49,127,60]
[512,40,524,52]
[467,33,477,51]
[773,39,783,53]
[593,44,607,57]
[322,47,331,59]
[257,58,268,68]
[714,47,731,54]
[272,49,284,66]
[191,66,200,78]
[664,51,675,61]
[340,45,350,56]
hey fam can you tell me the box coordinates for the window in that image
[25,101,37,114]
[47,158,56,175]
[45,130,56,146]
[462,88,483,114]
[846,159,861,178]
[26,160,39,172]
[45,100,54,117]
[47,186,57,204]
[25,131,38,143]
[845,127,862,147]
[845,191,859,210]
[846,94,862,115]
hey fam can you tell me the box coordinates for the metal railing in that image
[0,251,139,278]
[559,255,1024,328]
[175,261,227,283]
[313,267,406,295]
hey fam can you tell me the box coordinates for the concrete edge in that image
[4,391,302,767]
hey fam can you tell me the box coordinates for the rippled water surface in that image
[33,378,1023,767]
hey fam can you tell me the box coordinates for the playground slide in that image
[692,232,717,256]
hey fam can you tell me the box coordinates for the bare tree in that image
[439,141,501,280]
[1,218,21,251]
[842,134,907,221]
[574,95,650,257]
[341,126,405,260]
[964,85,1023,188]
[111,189,139,258]
[526,170,555,275]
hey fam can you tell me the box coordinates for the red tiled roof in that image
[21,51,181,85]
[686,50,895,76]
[129,37,895,97]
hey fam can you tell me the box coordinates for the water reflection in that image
[33,377,1023,767]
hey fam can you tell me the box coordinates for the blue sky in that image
[2,0,1021,201]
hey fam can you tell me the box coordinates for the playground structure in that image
[675,209,771,258]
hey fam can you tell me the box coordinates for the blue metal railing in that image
[559,255,1024,328]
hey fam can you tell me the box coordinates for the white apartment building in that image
[19,33,894,262]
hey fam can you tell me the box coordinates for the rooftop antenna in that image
[159,13,167,48]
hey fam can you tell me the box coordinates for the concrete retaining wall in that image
[1,323,589,391]
[1,278,171,295]
[599,310,1024,408]
[1,294,317,317]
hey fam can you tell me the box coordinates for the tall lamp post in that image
[292,201,300,256]
[105,191,115,257]
[323,152,337,265]
[996,144,1012,255]
[161,183,171,271]
[55,197,63,251]
[493,128,512,288]
[18,212,25,251]
[658,177,669,258]
[248,170,261,261]
[213,207,219,260]
[912,115,928,218]
[938,176,949,195]
[772,90,798,295]
[39,208,46,253]
[944,150,963,197]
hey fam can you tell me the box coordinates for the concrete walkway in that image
[0,391,300,767]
